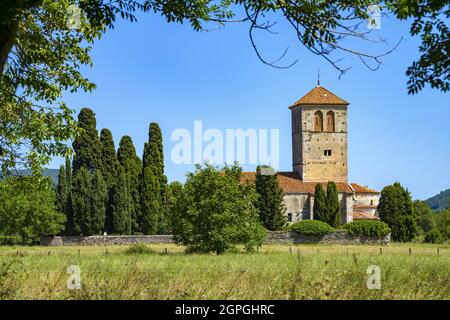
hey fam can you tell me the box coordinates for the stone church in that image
[241,85,380,224]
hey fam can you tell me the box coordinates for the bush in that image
[424,229,444,244]
[288,220,335,237]
[344,220,390,237]
[0,177,65,244]
[172,164,267,254]
[0,235,22,245]
[125,244,156,255]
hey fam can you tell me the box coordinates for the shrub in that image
[288,220,335,237]
[125,244,156,255]
[0,235,22,245]
[172,164,267,254]
[424,229,444,244]
[344,220,390,237]
[0,177,65,244]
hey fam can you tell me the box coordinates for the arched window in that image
[314,111,323,132]
[326,111,335,132]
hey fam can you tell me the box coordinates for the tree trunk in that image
[0,0,43,76]
[0,21,19,76]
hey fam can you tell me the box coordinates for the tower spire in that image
[317,68,320,86]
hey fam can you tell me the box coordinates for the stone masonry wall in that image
[41,235,173,246]
[41,231,389,246]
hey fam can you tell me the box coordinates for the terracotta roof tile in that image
[241,171,358,194]
[350,184,379,194]
[353,211,379,220]
[289,86,349,108]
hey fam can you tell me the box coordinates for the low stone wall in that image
[264,230,390,245]
[41,231,389,246]
[41,235,173,246]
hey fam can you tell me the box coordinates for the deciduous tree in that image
[378,182,417,242]
[172,164,266,254]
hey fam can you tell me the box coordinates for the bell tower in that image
[290,85,349,182]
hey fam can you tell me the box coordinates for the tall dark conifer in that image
[56,164,67,214]
[255,166,286,230]
[326,181,341,227]
[117,135,142,233]
[99,128,120,233]
[72,108,102,173]
[313,184,327,222]
[110,170,131,234]
[141,123,167,234]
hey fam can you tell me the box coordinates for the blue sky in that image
[55,11,450,200]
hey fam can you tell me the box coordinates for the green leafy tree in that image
[436,209,450,239]
[0,0,101,174]
[313,184,327,222]
[255,166,286,230]
[117,135,142,233]
[110,170,131,234]
[378,182,417,242]
[0,176,65,243]
[72,108,102,173]
[71,167,107,235]
[172,164,267,254]
[326,181,341,227]
[413,200,436,235]
[141,123,167,234]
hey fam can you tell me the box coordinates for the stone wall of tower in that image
[292,105,348,182]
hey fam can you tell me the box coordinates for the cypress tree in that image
[72,167,92,235]
[72,167,107,235]
[99,129,120,187]
[91,170,108,234]
[378,182,417,241]
[255,166,286,230]
[313,183,327,222]
[326,181,341,227]
[110,170,131,234]
[141,123,167,234]
[99,128,120,233]
[141,166,160,234]
[64,156,74,235]
[117,135,142,233]
[72,108,102,173]
[56,158,74,235]
[56,164,68,213]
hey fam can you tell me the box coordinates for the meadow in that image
[0,243,448,300]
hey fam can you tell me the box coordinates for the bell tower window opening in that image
[314,111,323,132]
[326,111,335,132]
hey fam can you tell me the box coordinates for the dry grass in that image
[0,243,448,300]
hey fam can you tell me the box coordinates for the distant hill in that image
[425,189,450,211]
[0,168,59,185]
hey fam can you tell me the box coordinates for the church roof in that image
[353,212,380,220]
[289,85,349,108]
[240,171,379,194]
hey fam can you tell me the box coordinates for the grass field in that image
[0,243,448,300]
